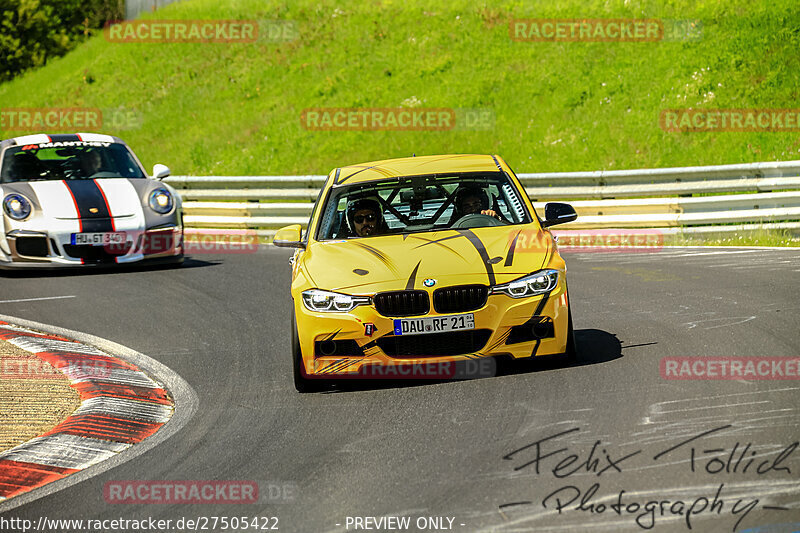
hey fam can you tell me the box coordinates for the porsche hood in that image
[301,227,555,292]
[1,178,179,229]
[2,179,141,219]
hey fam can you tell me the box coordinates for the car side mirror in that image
[153,164,171,180]
[542,202,577,227]
[273,224,305,248]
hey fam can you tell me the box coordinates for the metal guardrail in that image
[125,0,184,20]
[165,159,800,237]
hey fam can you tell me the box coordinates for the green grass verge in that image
[666,227,800,247]
[1,0,799,177]
[5,1,800,246]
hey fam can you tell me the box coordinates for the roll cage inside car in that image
[315,172,533,240]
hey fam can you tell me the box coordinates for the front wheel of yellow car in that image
[292,309,323,393]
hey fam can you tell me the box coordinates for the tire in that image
[292,309,322,393]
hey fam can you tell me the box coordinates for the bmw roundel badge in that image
[423,278,436,287]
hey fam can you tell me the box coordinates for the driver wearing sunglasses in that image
[346,198,385,237]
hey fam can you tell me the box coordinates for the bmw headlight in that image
[148,188,174,214]
[3,194,32,220]
[491,269,559,298]
[302,289,371,312]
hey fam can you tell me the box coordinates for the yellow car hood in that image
[301,226,553,292]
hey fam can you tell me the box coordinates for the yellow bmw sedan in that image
[274,154,578,392]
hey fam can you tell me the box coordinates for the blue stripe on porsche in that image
[63,180,113,233]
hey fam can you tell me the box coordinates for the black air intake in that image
[373,290,430,317]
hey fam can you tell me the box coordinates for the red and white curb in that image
[0,318,195,507]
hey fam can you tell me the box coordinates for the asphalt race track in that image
[1,246,799,533]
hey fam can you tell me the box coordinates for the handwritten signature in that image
[499,425,798,531]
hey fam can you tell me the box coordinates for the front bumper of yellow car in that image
[293,277,570,379]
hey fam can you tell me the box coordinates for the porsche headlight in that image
[148,188,174,214]
[302,289,371,312]
[3,194,32,220]
[491,269,559,298]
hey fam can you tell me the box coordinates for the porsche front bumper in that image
[0,224,183,269]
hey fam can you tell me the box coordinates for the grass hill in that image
[1,0,799,176]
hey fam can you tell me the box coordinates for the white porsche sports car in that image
[0,133,183,268]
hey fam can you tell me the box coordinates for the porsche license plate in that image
[70,232,126,246]
[393,313,475,336]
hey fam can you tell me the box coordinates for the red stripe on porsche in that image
[63,180,84,238]
[94,181,116,231]
[93,179,119,263]
[43,414,162,444]
[0,460,79,499]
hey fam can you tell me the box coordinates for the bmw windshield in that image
[1,142,146,183]
[315,172,534,240]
